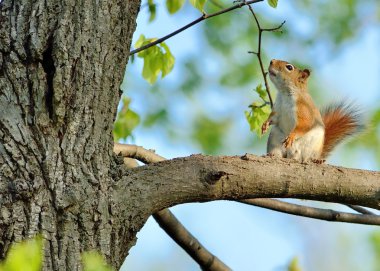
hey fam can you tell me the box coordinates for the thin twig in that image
[249,101,270,109]
[114,143,231,271]
[114,143,165,163]
[246,3,285,108]
[153,209,232,271]
[129,0,263,56]
[261,20,286,32]
[115,143,380,227]
[346,204,375,215]
[241,198,380,226]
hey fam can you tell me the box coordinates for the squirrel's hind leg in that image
[267,127,287,158]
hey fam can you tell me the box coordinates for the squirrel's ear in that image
[301,69,311,80]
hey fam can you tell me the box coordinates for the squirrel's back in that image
[321,102,363,158]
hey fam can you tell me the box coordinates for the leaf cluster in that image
[245,84,271,136]
[113,97,140,141]
[147,0,207,21]
[0,236,43,271]
[134,35,175,84]
[0,236,114,271]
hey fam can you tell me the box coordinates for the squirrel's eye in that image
[285,64,294,71]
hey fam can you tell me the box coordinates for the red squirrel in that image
[261,59,362,162]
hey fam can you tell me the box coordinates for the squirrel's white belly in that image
[287,125,325,161]
[267,94,297,157]
[275,94,297,134]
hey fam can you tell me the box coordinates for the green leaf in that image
[245,102,270,136]
[255,84,268,101]
[1,235,43,271]
[82,251,114,271]
[268,0,278,8]
[134,35,175,84]
[134,34,146,49]
[287,257,302,271]
[113,97,140,141]
[147,0,157,22]
[370,231,380,270]
[161,43,175,77]
[189,0,207,12]
[166,0,186,14]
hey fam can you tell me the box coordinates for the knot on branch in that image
[201,170,227,185]
[240,153,259,161]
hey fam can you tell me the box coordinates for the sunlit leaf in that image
[166,0,186,14]
[113,97,140,141]
[189,0,207,12]
[255,83,268,101]
[134,35,175,84]
[160,43,175,77]
[245,102,270,136]
[147,0,157,22]
[287,257,302,271]
[82,251,114,271]
[134,34,147,50]
[1,236,43,271]
[268,0,278,8]
[370,231,380,270]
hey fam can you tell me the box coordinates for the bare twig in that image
[346,204,375,215]
[129,0,263,56]
[153,209,232,271]
[114,143,165,163]
[114,143,231,271]
[241,198,380,226]
[246,3,285,108]
[115,144,380,226]
[249,101,270,109]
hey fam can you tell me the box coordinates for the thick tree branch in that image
[129,0,263,55]
[114,143,231,271]
[113,153,380,213]
[241,199,380,225]
[115,144,380,224]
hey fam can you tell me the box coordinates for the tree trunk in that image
[0,0,141,269]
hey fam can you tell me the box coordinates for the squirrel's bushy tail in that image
[321,102,363,158]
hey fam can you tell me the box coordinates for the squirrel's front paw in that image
[261,120,270,135]
[283,134,295,148]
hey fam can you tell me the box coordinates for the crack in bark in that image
[42,36,56,120]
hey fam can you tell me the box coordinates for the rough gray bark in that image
[0,0,141,269]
